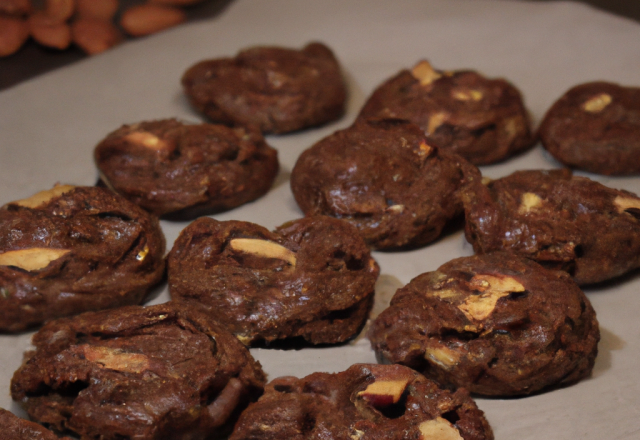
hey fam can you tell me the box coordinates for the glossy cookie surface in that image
[539,81,640,175]
[358,61,534,165]
[10,302,266,440]
[168,216,379,345]
[0,185,165,332]
[230,363,494,440]
[369,252,599,396]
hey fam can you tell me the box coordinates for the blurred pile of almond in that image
[0,0,206,57]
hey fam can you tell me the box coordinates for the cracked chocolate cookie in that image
[10,302,266,440]
[369,252,599,396]
[94,119,279,219]
[0,185,165,332]
[168,216,379,345]
[358,60,535,165]
[0,408,73,440]
[290,118,479,250]
[539,81,640,175]
[229,363,493,440]
[461,169,640,285]
[181,42,347,134]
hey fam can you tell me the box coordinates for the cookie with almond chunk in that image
[539,81,640,175]
[369,252,599,396]
[229,363,493,440]
[291,118,479,250]
[10,302,266,440]
[167,216,379,345]
[0,185,165,332]
[94,118,279,219]
[358,60,535,165]
[461,168,640,285]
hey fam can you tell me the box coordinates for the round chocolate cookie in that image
[10,302,266,440]
[229,363,493,440]
[369,252,599,396]
[0,185,165,332]
[181,42,347,134]
[358,60,535,165]
[539,81,640,175]
[94,119,279,218]
[290,118,480,250]
[168,216,379,345]
[0,408,73,440]
[461,169,640,285]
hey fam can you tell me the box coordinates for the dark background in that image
[1,0,638,91]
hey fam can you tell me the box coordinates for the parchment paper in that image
[1,1,640,438]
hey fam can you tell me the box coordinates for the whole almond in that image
[120,4,186,37]
[148,0,206,5]
[29,12,71,50]
[0,0,32,16]
[45,0,75,22]
[71,16,121,55]
[75,0,118,21]
[0,16,29,57]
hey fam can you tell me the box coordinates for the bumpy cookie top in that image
[359,60,534,165]
[461,169,640,284]
[11,302,266,440]
[230,363,494,440]
[369,252,599,396]
[182,42,347,134]
[168,216,379,345]
[0,185,165,332]
[539,81,640,175]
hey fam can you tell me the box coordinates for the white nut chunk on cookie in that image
[0,248,71,271]
[229,238,297,267]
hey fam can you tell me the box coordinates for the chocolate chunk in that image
[369,252,599,396]
[358,60,535,165]
[291,118,479,250]
[10,302,266,440]
[94,119,279,218]
[181,42,347,134]
[539,81,640,175]
[0,185,165,332]
[168,216,379,345]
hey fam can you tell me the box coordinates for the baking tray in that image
[1,1,639,438]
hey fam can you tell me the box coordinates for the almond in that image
[45,0,75,22]
[75,0,118,21]
[120,4,186,37]
[0,248,71,271]
[0,16,29,57]
[228,238,297,267]
[28,12,71,50]
[71,17,122,55]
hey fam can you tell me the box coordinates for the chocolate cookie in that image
[94,119,279,218]
[369,252,599,396]
[229,363,493,440]
[539,81,640,175]
[181,42,347,134]
[0,408,73,440]
[168,216,379,345]
[10,302,266,440]
[358,60,535,165]
[461,169,640,285]
[0,185,165,332]
[290,118,479,250]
